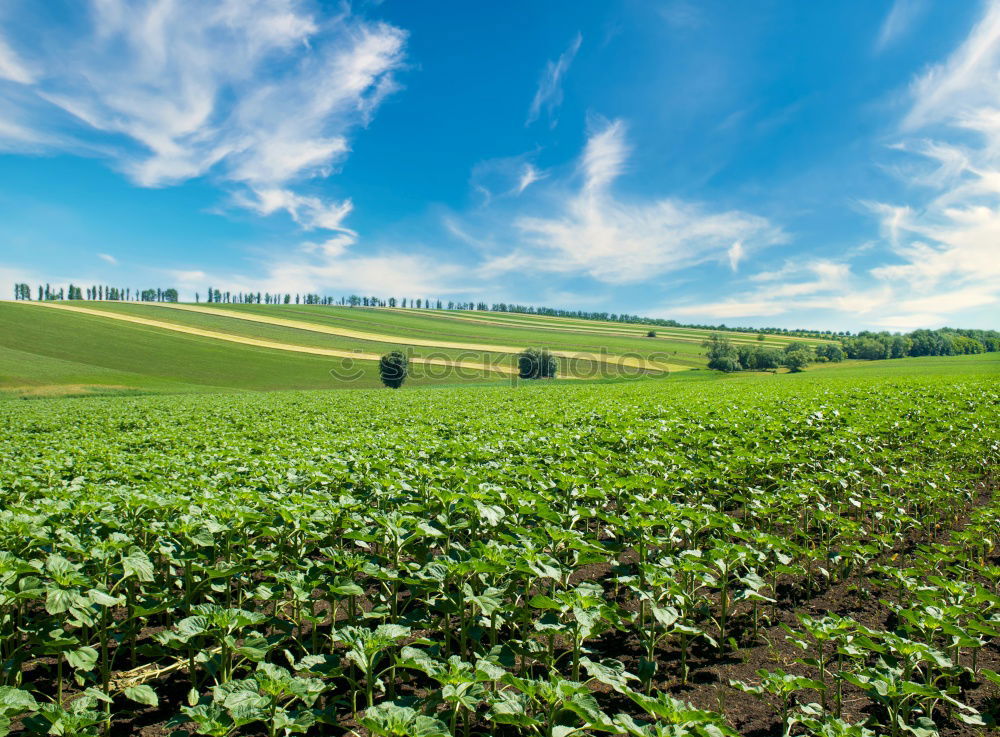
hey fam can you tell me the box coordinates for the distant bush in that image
[646,330,657,338]
[783,351,809,372]
[518,348,557,379]
[736,344,782,370]
[815,343,845,362]
[703,334,740,372]
[379,350,408,389]
[711,355,741,372]
[782,343,814,372]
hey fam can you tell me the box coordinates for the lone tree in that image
[518,348,557,379]
[646,330,657,338]
[379,350,408,388]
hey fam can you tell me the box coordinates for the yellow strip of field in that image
[18,302,519,376]
[125,302,689,372]
[403,308,832,344]
[389,308,793,347]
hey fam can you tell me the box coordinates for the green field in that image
[0,301,851,398]
[0,351,997,736]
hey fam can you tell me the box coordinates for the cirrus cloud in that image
[479,119,785,284]
[0,0,406,234]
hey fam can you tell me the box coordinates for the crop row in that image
[0,375,997,735]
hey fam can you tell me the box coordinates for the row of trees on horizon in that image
[10,283,999,346]
[15,281,843,337]
[13,283,178,302]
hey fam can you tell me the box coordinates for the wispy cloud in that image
[671,2,1000,329]
[727,241,744,272]
[235,188,355,233]
[671,259,858,320]
[875,0,927,52]
[0,35,34,83]
[872,0,1000,321]
[515,164,546,195]
[0,0,406,233]
[469,150,546,204]
[97,253,118,265]
[169,245,473,301]
[904,1,1000,129]
[481,119,785,284]
[526,33,582,127]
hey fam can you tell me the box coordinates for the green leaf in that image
[65,646,99,671]
[360,701,451,737]
[581,657,638,694]
[87,588,124,607]
[44,587,75,615]
[123,685,158,707]
[0,686,37,718]
[122,552,155,582]
[486,691,539,727]
[527,594,560,610]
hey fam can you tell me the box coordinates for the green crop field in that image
[0,347,998,737]
[5,4,1000,736]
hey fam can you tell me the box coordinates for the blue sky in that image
[0,0,998,331]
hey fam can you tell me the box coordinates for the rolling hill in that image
[0,299,857,397]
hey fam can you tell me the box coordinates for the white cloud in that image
[727,240,744,272]
[484,119,784,284]
[170,243,473,301]
[0,35,34,83]
[669,3,1000,329]
[670,259,857,320]
[516,164,546,195]
[0,116,51,149]
[580,119,628,192]
[875,0,927,52]
[168,269,207,283]
[867,0,1000,318]
[896,286,998,313]
[673,300,785,319]
[97,253,118,265]
[468,151,545,203]
[0,0,406,229]
[904,0,1000,129]
[526,33,581,127]
[238,188,355,233]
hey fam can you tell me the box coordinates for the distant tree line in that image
[482,302,844,340]
[13,283,178,302]
[842,328,1000,359]
[704,326,998,372]
[199,289,848,337]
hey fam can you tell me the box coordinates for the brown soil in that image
[10,489,998,737]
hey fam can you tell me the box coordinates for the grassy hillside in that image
[3,300,993,397]
[115,301,830,368]
[82,301,697,369]
[0,302,465,396]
